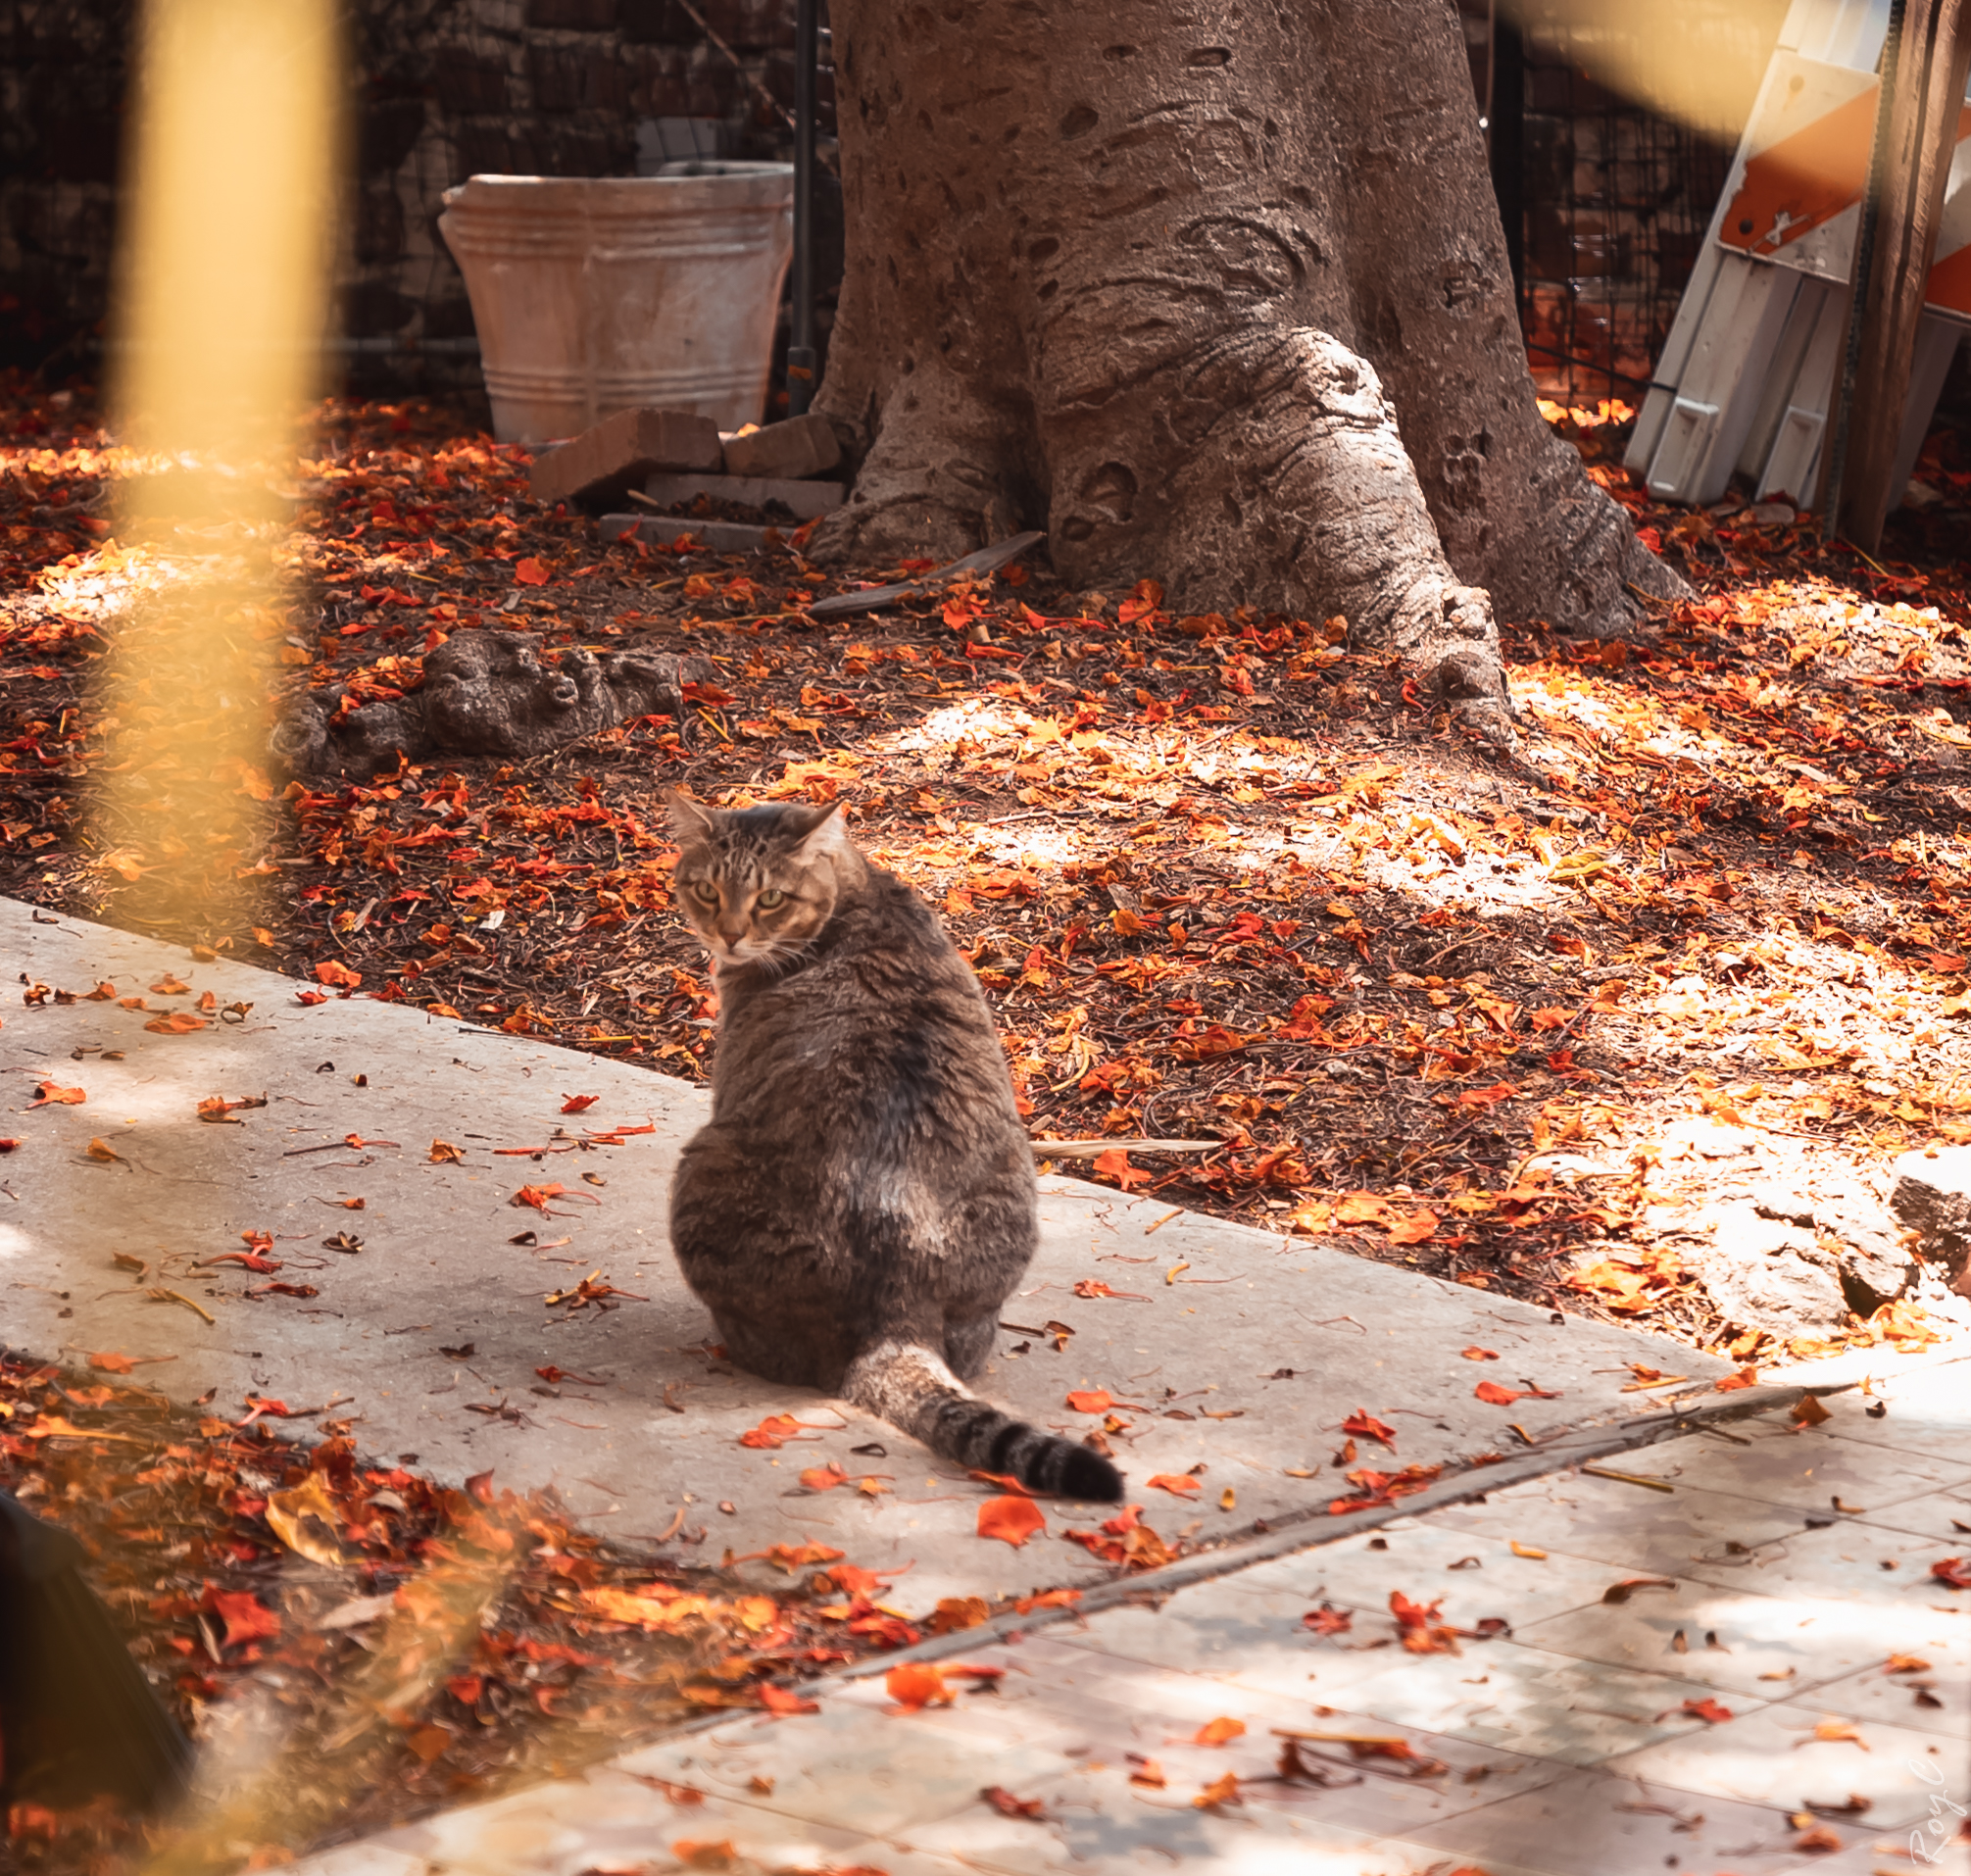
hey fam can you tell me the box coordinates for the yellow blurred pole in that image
[99,0,342,926]
[115,0,341,478]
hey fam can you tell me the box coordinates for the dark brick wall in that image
[0,0,834,384]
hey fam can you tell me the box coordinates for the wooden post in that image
[1835,0,1971,552]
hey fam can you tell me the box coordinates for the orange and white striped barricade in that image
[1625,0,1970,511]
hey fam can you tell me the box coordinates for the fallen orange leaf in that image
[928,1597,990,1634]
[757,1541,844,1570]
[26,1081,84,1107]
[671,1840,736,1868]
[738,1413,824,1450]
[1064,1389,1114,1412]
[977,1495,1046,1547]
[1384,1208,1438,1245]
[1192,1771,1241,1810]
[1012,1586,1080,1614]
[758,1683,818,1715]
[1091,1147,1156,1191]
[207,1588,280,1647]
[981,1786,1047,1819]
[1341,1409,1398,1450]
[1146,1473,1202,1498]
[886,1662,953,1710]
[405,1724,452,1763]
[1391,1590,1458,1654]
[1192,1716,1245,1746]
[144,1012,210,1034]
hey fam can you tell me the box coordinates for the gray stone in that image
[1688,1202,1852,1335]
[1891,1146,1971,1291]
[599,513,788,553]
[1745,1181,1814,1228]
[1810,1173,1917,1312]
[271,631,714,781]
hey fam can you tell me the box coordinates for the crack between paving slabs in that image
[831,1365,1938,1681]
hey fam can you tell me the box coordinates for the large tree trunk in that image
[811,0,1686,746]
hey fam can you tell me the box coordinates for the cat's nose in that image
[714,921,746,947]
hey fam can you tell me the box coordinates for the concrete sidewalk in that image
[7,899,1967,1872]
[0,899,1741,1610]
[293,1358,1971,1876]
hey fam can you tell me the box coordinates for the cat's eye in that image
[756,889,786,910]
[689,881,719,905]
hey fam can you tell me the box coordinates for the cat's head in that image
[666,794,861,971]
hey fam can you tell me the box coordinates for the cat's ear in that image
[665,789,715,842]
[789,801,849,860]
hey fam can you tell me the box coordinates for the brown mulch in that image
[4,378,1971,1356]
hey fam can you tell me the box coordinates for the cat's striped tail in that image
[842,1341,1123,1502]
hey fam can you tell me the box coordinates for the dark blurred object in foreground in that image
[0,1489,193,1811]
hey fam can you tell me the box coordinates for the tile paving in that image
[282,1357,1970,1875]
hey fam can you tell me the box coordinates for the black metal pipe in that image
[786,0,818,417]
[1489,5,1525,304]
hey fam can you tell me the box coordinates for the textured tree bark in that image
[811,0,1686,745]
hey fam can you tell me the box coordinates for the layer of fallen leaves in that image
[0,1347,978,1870]
[9,378,1966,1358]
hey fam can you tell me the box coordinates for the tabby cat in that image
[665,794,1123,1501]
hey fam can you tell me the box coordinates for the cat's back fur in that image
[666,796,1121,1502]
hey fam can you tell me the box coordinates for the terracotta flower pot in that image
[438,164,794,446]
